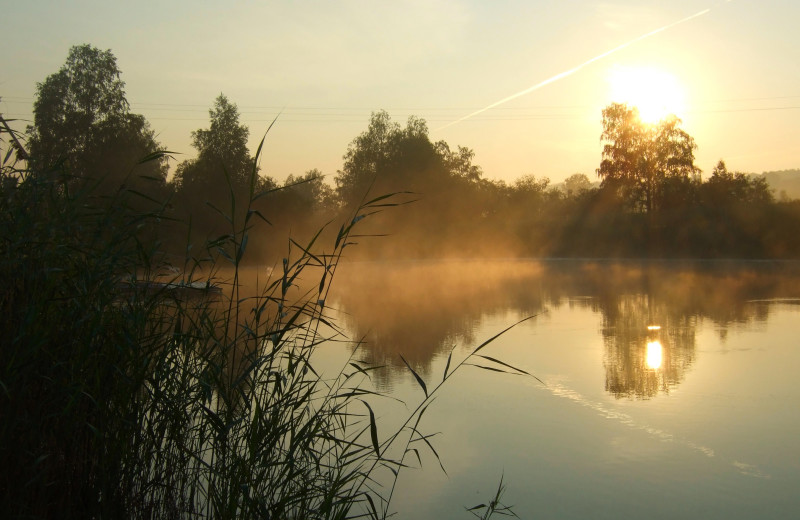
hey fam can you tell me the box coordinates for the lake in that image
[319,259,800,519]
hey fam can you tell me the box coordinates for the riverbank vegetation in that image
[1,45,534,519]
[9,44,800,264]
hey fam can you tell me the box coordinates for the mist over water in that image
[328,259,797,393]
[312,259,800,519]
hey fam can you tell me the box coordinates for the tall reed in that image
[0,120,523,519]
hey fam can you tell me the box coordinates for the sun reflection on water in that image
[646,340,663,370]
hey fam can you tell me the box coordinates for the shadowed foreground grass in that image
[0,124,523,519]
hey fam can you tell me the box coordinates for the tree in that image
[332,111,502,256]
[172,94,258,235]
[335,111,398,205]
[703,160,773,206]
[283,169,336,214]
[597,103,698,213]
[512,175,551,203]
[436,142,483,182]
[563,173,591,197]
[255,169,336,250]
[173,94,253,193]
[335,111,451,206]
[27,44,166,193]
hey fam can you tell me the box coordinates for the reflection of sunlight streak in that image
[541,379,771,478]
[732,462,772,479]
[437,8,711,131]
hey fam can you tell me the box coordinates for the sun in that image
[607,65,686,124]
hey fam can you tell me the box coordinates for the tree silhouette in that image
[334,111,461,206]
[597,103,698,214]
[333,111,501,256]
[563,173,591,197]
[335,111,399,206]
[173,94,253,193]
[703,160,772,207]
[27,44,166,195]
[172,94,260,237]
[437,142,483,182]
[692,160,775,256]
[283,169,336,215]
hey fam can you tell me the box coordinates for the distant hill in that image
[754,169,800,200]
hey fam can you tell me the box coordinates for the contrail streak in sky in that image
[437,8,711,131]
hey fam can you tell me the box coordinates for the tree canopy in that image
[27,44,166,193]
[597,103,698,214]
[563,173,591,197]
[703,160,772,207]
[171,94,262,236]
[335,111,465,207]
[173,94,253,194]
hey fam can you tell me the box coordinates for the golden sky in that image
[2,0,798,184]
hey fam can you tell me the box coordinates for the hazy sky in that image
[2,0,798,184]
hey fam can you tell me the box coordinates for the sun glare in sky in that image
[1,2,798,181]
[608,66,686,124]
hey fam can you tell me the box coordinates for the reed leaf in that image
[400,354,428,398]
[361,400,381,459]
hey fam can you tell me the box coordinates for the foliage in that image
[466,476,518,520]
[437,141,484,182]
[2,115,527,518]
[597,103,699,214]
[173,94,254,195]
[562,173,591,197]
[16,42,800,263]
[328,106,798,259]
[26,44,167,196]
[171,94,271,240]
[283,168,337,215]
[703,160,773,207]
[335,111,446,207]
[333,111,510,257]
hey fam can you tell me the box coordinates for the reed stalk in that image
[0,121,523,519]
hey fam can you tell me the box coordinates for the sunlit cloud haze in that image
[2,0,798,183]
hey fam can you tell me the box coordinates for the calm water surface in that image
[321,259,800,519]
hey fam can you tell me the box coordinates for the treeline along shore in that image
[7,44,800,263]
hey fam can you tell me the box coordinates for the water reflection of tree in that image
[330,261,551,388]
[601,294,697,399]
[581,262,800,399]
[329,260,800,391]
